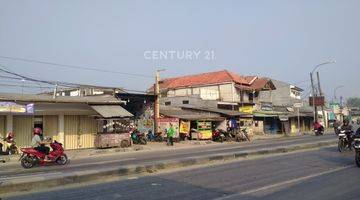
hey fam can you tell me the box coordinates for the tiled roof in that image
[148,70,275,92]
[235,78,275,91]
[158,70,250,90]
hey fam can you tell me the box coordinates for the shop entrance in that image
[34,116,43,130]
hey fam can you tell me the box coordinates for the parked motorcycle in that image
[0,136,18,155]
[4,137,18,155]
[338,130,353,152]
[234,128,251,142]
[147,130,164,142]
[131,130,147,145]
[212,129,225,142]
[19,140,68,169]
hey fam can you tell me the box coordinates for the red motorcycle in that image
[19,140,68,169]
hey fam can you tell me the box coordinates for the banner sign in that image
[0,102,34,114]
[239,105,254,114]
[309,97,325,106]
[158,117,179,138]
[179,120,190,133]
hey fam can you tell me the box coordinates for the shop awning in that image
[91,105,133,118]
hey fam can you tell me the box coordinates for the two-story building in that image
[150,70,276,137]
[255,79,313,134]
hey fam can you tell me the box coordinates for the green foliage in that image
[347,97,360,107]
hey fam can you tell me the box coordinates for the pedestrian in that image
[167,123,175,146]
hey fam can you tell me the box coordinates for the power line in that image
[0,55,153,78]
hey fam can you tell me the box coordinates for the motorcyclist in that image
[31,128,50,156]
[5,132,14,143]
[340,119,353,149]
[314,121,324,133]
[333,120,341,135]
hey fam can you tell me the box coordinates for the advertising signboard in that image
[158,117,179,138]
[179,120,190,133]
[309,97,325,106]
[0,102,34,114]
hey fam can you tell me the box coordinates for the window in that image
[182,100,189,104]
[165,101,171,106]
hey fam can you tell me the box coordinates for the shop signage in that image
[0,102,34,114]
[239,105,253,114]
[179,120,190,133]
[293,102,303,108]
[158,117,179,138]
[279,115,289,121]
[261,102,273,111]
[309,96,325,106]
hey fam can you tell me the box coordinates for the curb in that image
[0,140,336,196]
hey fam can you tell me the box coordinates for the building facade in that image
[0,93,132,150]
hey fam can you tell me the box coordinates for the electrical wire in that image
[0,55,153,78]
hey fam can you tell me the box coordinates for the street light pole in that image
[310,60,336,124]
[333,85,344,103]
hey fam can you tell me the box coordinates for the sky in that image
[0,0,359,100]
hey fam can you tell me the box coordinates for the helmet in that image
[7,132,14,138]
[34,127,42,135]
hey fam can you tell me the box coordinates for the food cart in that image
[191,121,212,140]
[94,119,133,149]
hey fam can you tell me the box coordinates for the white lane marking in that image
[215,165,352,200]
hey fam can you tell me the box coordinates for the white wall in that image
[163,83,256,103]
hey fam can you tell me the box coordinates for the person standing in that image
[167,123,175,146]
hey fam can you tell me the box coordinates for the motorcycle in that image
[131,130,147,145]
[338,130,353,152]
[314,128,324,136]
[354,137,360,167]
[212,129,225,142]
[234,128,251,142]
[3,137,18,155]
[19,140,68,169]
[147,131,164,142]
[0,136,18,155]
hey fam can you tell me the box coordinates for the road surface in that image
[6,138,359,200]
[1,134,335,179]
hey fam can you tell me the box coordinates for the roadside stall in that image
[191,121,212,140]
[91,105,134,149]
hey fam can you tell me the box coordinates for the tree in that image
[347,97,360,107]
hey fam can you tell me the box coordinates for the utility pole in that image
[154,71,160,134]
[53,83,58,99]
[317,72,327,128]
[310,72,317,123]
[154,69,165,134]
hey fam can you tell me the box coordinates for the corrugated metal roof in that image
[91,105,133,118]
[160,107,224,121]
[0,92,121,104]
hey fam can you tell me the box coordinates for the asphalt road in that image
[0,134,335,179]
[5,142,359,200]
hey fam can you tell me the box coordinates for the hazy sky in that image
[0,0,359,99]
